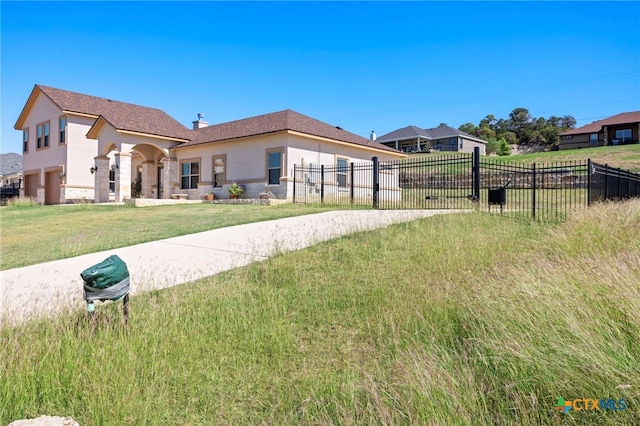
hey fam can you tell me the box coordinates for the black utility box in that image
[488,188,507,206]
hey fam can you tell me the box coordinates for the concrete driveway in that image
[1,209,457,325]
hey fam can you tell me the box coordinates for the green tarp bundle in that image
[81,255,130,301]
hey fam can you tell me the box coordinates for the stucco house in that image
[375,124,487,155]
[558,111,640,150]
[15,84,405,204]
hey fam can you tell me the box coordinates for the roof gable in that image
[561,111,640,136]
[16,85,192,141]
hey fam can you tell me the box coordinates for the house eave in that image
[117,129,190,143]
[287,130,407,157]
[63,110,100,119]
[14,86,44,130]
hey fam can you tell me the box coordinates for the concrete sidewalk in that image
[1,209,455,325]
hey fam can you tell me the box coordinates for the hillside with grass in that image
[2,200,638,425]
[412,144,640,172]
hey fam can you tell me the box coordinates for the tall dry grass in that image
[1,200,639,425]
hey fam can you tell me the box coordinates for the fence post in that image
[532,163,537,220]
[587,159,591,207]
[372,156,379,209]
[321,165,325,204]
[472,147,480,203]
[604,164,608,200]
[293,165,297,203]
[350,162,354,204]
[617,166,621,199]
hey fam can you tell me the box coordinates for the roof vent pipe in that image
[370,131,376,141]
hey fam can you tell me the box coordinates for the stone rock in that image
[7,415,79,426]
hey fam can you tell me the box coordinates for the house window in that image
[37,123,43,149]
[44,121,50,147]
[337,158,348,188]
[590,133,598,145]
[212,156,225,188]
[109,169,115,194]
[59,116,67,144]
[615,129,632,143]
[267,150,282,185]
[36,121,50,149]
[23,128,29,153]
[181,161,199,189]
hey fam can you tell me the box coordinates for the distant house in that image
[0,153,23,187]
[15,85,405,204]
[559,111,640,150]
[375,124,487,155]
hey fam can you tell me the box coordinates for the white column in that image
[94,156,110,203]
[114,152,132,202]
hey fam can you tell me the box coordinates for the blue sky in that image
[2,1,639,154]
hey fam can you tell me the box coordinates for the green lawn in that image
[0,203,337,270]
[2,200,639,425]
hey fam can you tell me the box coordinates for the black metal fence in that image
[588,161,640,204]
[478,158,589,221]
[292,147,640,221]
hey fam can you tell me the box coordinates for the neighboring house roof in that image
[423,124,481,141]
[0,153,23,175]
[560,111,640,136]
[15,85,192,141]
[374,126,431,143]
[377,124,487,144]
[181,109,402,154]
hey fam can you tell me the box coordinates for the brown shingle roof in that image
[560,111,640,136]
[182,109,401,154]
[16,85,401,154]
[18,85,191,140]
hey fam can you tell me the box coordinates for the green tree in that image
[458,122,478,136]
[497,139,511,156]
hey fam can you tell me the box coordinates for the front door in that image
[157,166,163,199]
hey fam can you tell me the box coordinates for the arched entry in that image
[94,135,175,202]
[131,144,172,199]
